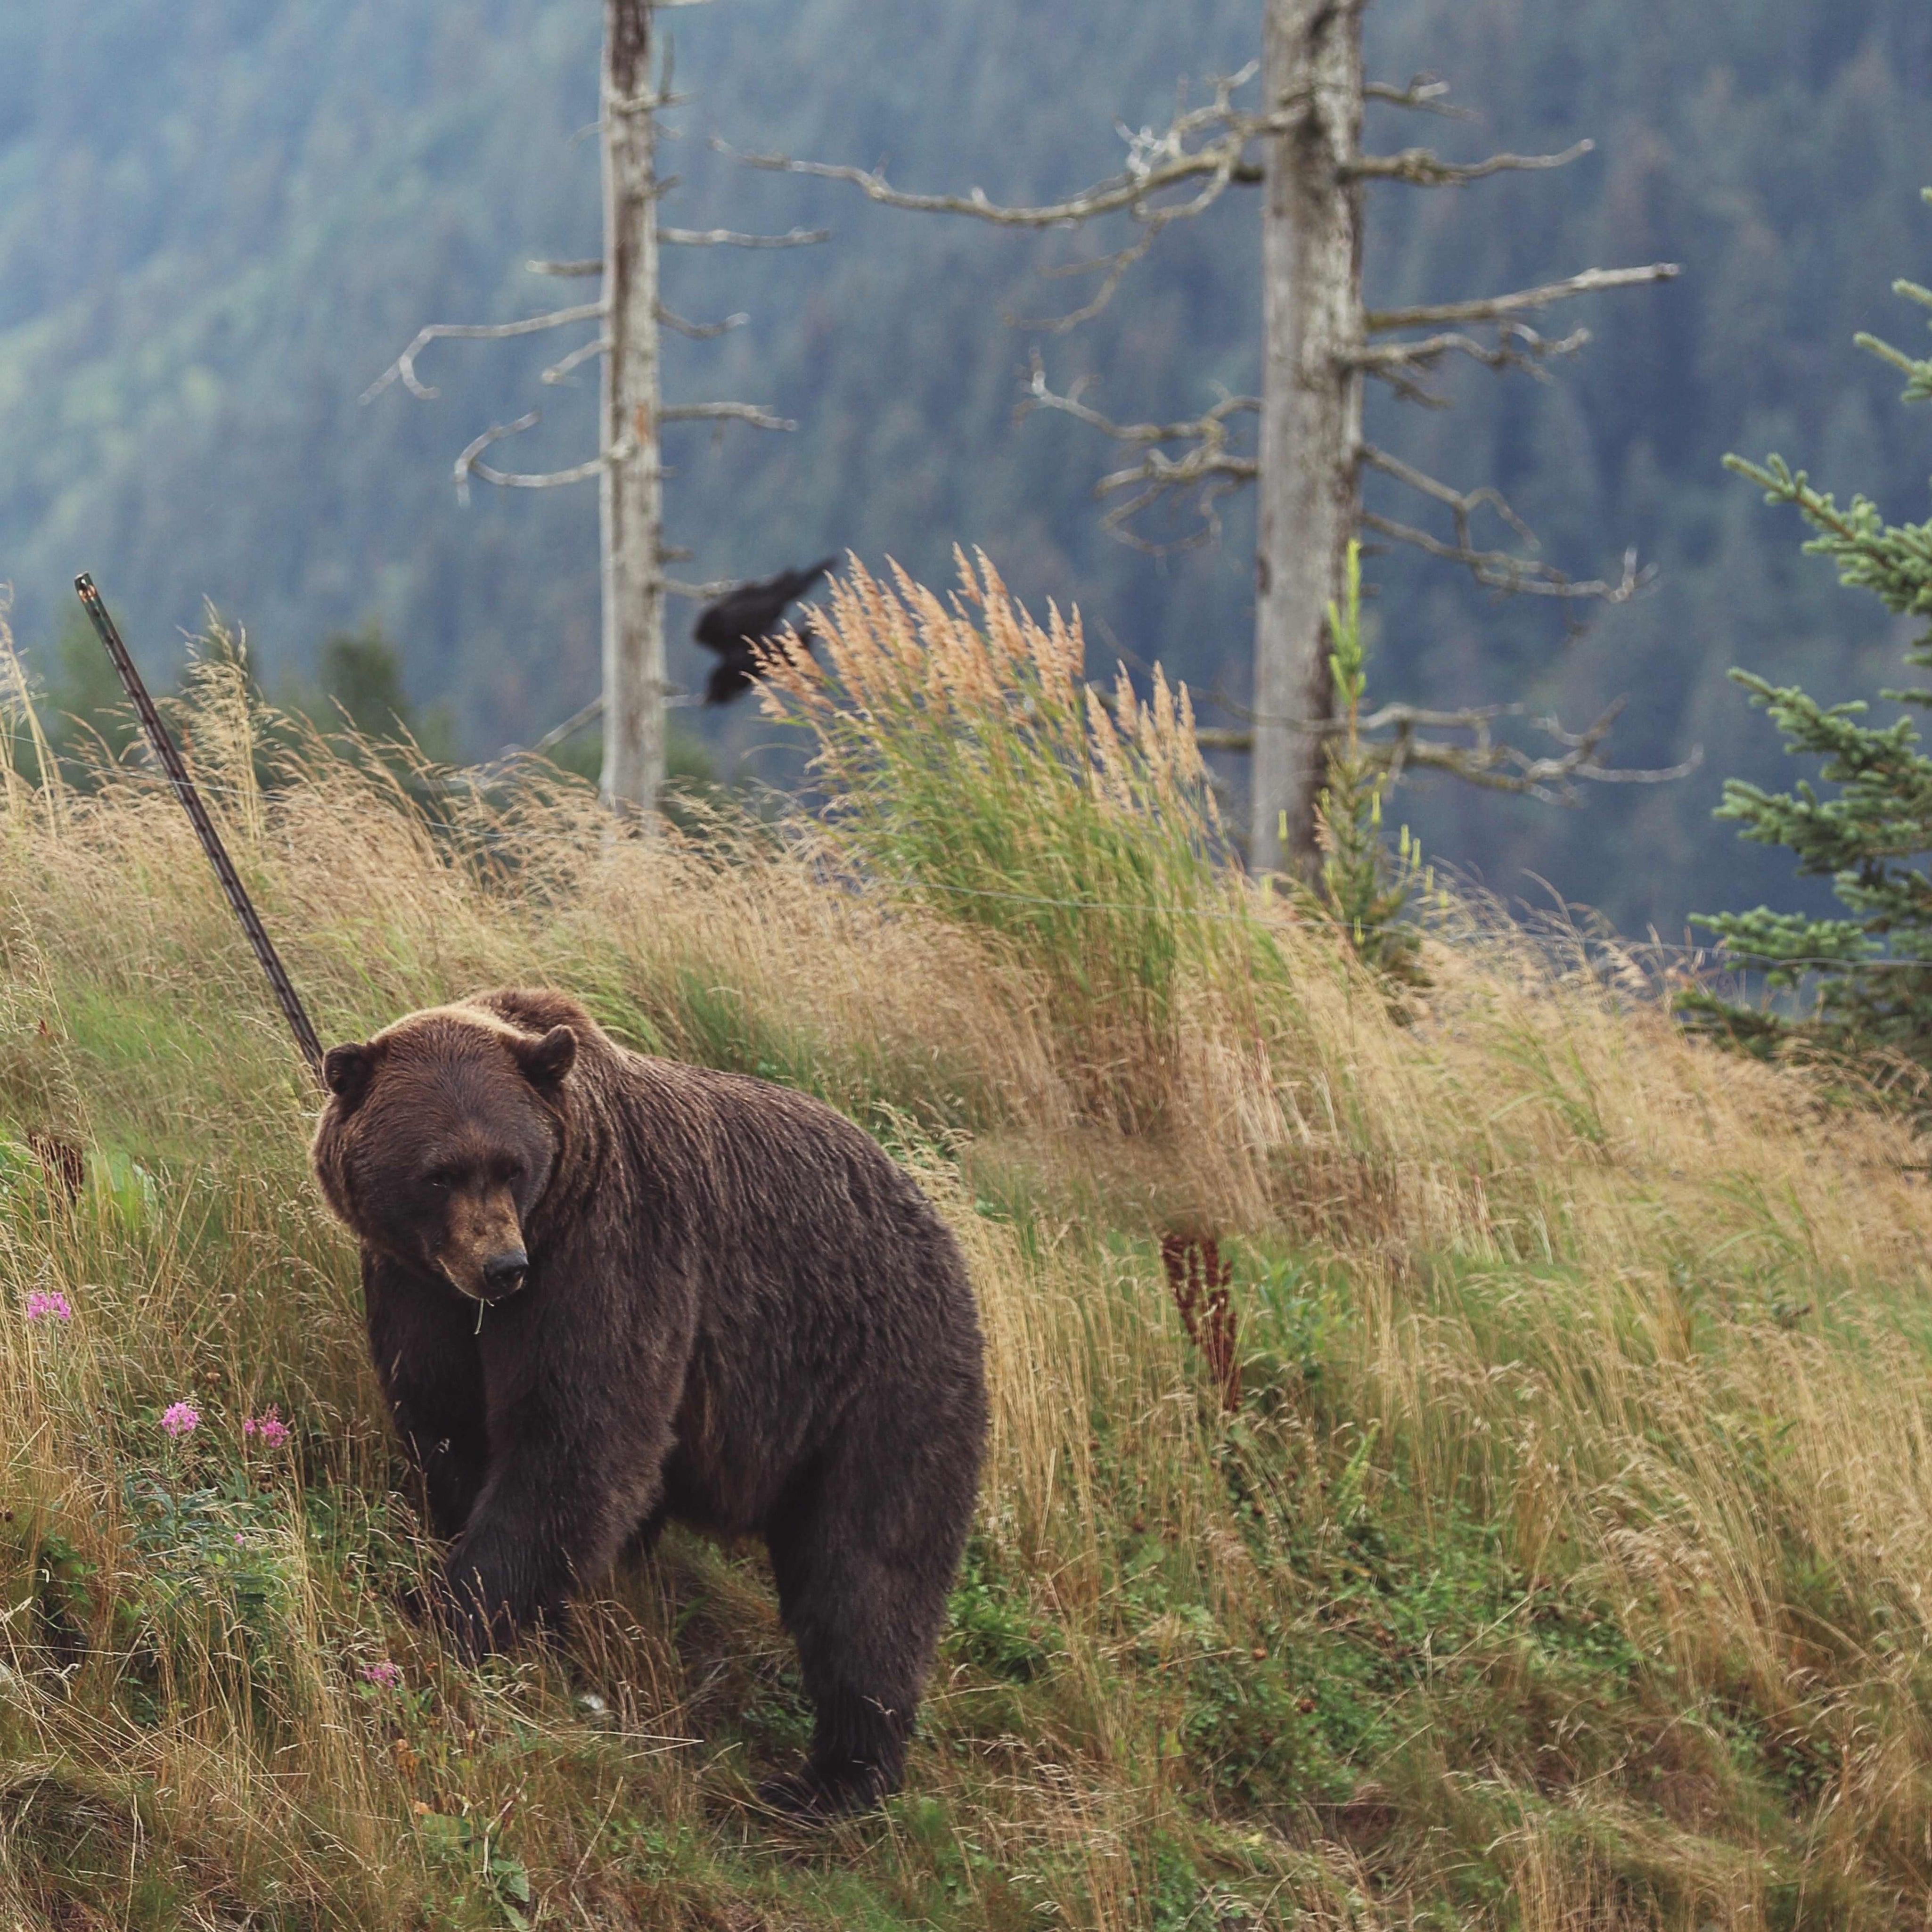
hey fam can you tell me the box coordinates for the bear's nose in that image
[482,1248,529,1296]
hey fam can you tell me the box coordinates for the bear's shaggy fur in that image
[311,988,987,1814]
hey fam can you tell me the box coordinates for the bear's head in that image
[311,1005,576,1303]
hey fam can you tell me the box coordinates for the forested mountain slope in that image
[1,0,1928,931]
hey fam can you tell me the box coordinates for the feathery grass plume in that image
[0,591,65,836]
[757,548,1279,1133]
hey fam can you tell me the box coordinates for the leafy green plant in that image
[1314,542,1428,991]
[416,1809,534,1931]
[121,1463,291,1628]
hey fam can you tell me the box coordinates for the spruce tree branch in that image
[657,225,829,247]
[1343,139,1592,186]
[1366,263,1678,334]
[361,302,608,403]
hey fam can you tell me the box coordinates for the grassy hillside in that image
[4,565,1932,1927]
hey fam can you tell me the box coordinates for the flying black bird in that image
[693,557,838,705]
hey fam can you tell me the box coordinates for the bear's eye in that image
[423,1166,459,1192]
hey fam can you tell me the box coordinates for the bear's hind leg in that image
[760,1434,972,1818]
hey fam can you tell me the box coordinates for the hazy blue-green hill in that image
[2,0,1929,934]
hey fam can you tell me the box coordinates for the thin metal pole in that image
[73,574,327,1087]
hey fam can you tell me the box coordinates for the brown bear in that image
[311,987,987,1816]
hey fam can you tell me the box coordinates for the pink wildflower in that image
[24,1290,72,1324]
[233,1531,245,1547]
[242,1406,291,1448]
[160,1400,200,1439]
[362,1660,402,1689]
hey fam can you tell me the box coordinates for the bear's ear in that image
[516,1023,576,1090]
[322,1042,380,1110]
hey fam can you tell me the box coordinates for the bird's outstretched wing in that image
[692,559,840,702]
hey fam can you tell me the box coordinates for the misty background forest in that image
[4,0,1931,935]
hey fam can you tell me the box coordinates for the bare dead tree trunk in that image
[1251,0,1364,878]
[599,0,667,820]
[364,2,819,807]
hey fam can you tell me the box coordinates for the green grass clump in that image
[756,551,1284,1135]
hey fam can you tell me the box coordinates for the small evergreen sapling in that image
[1313,543,1428,990]
[1687,194,1932,1060]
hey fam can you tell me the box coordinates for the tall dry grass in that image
[1,582,1932,1926]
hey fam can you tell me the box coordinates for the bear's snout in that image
[482,1247,529,1298]
[436,1186,530,1302]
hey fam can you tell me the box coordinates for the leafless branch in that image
[657,225,829,248]
[526,258,603,278]
[1343,139,1591,186]
[542,336,611,385]
[1369,699,1701,799]
[1363,508,1646,602]
[657,303,750,338]
[1363,74,1472,118]
[1017,355,1257,550]
[1022,358,1258,455]
[661,401,795,430]
[1348,321,1590,400]
[453,413,607,504]
[361,302,607,404]
[1366,262,1679,335]
[725,65,1268,327]
[729,103,1252,225]
[1359,442,1650,601]
[529,695,606,757]
[1190,697,1699,800]
[1107,677,1696,798]
[663,577,739,599]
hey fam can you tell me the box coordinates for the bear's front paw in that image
[437,1557,519,1659]
[755,1760,894,1824]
